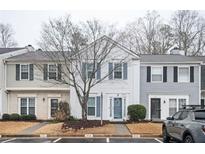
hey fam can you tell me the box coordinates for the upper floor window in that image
[48,64,57,80]
[178,67,189,82]
[114,63,122,79]
[20,64,29,80]
[151,66,163,82]
[86,63,95,79]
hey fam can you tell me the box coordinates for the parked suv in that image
[162,108,205,143]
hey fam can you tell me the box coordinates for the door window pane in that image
[51,99,58,117]
[169,99,177,116]
[88,97,95,116]
[179,67,189,82]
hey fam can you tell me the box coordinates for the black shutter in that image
[190,66,194,82]
[43,64,48,80]
[173,66,178,82]
[147,66,151,82]
[163,66,167,82]
[16,64,20,80]
[58,64,62,81]
[29,64,34,80]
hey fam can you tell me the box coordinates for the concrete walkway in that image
[114,124,131,136]
[18,122,48,135]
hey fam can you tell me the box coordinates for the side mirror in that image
[167,117,174,120]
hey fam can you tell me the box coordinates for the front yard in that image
[34,123,116,136]
[126,122,162,136]
[0,121,39,135]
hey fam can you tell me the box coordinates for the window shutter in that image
[82,62,86,80]
[147,66,151,82]
[190,66,194,82]
[96,96,101,117]
[173,66,178,82]
[58,64,62,81]
[123,63,128,80]
[97,63,101,80]
[108,63,113,80]
[163,66,167,82]
[43,64,48,80]
[16,64,20,81]
[29,64,34,81]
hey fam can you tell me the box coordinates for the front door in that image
[50,99,58,117]
[114,98,122,119]
[151,98,161,120]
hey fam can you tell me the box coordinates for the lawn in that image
[126,122,162,136]
[0,121,39,135]
[34,123,116,136]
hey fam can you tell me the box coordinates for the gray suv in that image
[162,109,205,143]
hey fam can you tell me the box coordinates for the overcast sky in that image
[0,10,205,48]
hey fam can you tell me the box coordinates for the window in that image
[86,63,95,79]
[88,97,95,116]
[169,99,177,116]
[114,63,122,79]
[20,97,35,115]
[178,67,189,82]
[51,99,58,117]
[178,99,186,110]
[48,64,57,80]
[151,66,163,82]
[21,64,29,80]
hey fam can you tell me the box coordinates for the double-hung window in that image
[86,63,95,79]
[20,97,35,115]
[151,66,163,82]
[114,63,122,79]
[20,64,29,80]
[169,98,187,116]
[87,97,96,116]
[178,67,189,82]
[48,64,57,80]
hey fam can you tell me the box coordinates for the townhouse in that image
[0,46,33,118]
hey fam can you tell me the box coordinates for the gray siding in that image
[140,65,200,118]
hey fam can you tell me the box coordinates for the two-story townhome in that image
[4,51,69,120]
[0,47,33,118]
[70,36,140,121]
[140,53,202,120]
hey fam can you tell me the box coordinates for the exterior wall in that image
[140,64,200,120]
[70,46,140,121]
[7,90,69,120]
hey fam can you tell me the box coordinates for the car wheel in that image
[163,127,170,143]
[183,135,194,143]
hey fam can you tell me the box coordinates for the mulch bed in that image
[62,120,109,130]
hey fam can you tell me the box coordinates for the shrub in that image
[68,116,78,121]
[2,114,10,120]
[10,113,20,121]
[128,104,146,121]
[55,101,70,121]
[20,114,36,121]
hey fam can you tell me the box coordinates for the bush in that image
[10,113,20,121]
[2,114,10,120]
[68,116,78,121]
[20,114,36,121]
[55,101,70,121]
[128,104,146,121]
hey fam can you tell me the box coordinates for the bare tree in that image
[38,16,130,121]
[120,11,174,54]
[0,23,17,48]
[171,10,205,55]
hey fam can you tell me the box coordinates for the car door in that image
[167,111,182,137]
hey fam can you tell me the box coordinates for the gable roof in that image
[140,54,202,64]
[0,48,25,55]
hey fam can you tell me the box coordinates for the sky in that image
[0,10,205,48]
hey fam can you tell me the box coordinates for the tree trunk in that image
[81,102,88,121]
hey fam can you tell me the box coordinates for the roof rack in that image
[182,105,204,110]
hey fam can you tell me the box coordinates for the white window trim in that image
[151,66,163,83]
[178,66,190,83]
[87,97,96,117]
[48,64,57,80]
[113,62,123,80]
[20,64,30,80]
[18,97,36,115]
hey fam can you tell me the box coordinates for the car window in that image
[172,111,182,120]
[179,111,189,120]
[194,110,205,120]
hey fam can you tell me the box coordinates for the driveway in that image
[0,137,163,143]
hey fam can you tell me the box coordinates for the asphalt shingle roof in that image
[0,48,25,55]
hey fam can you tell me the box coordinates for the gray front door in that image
[114,98,122,119]
[151,98,161,119]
